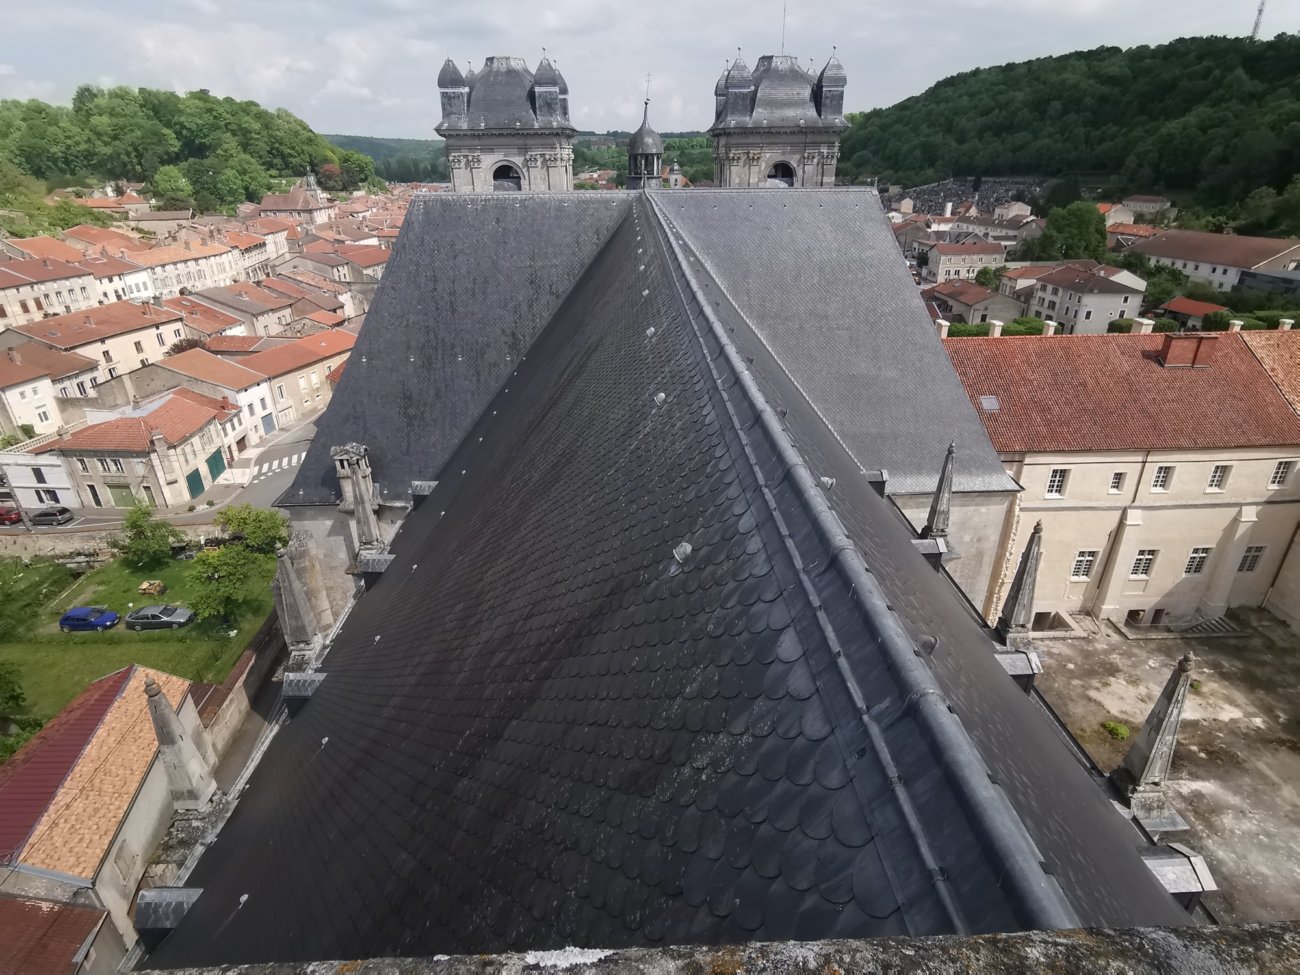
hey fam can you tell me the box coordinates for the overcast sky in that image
[2,1,1297,138]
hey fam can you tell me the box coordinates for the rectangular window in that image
[102,351,113,363]
[156,333,166,346]
[1270,460,1293,488]
[276,384,286,400]
[259,397,268,411]
[1185,547,1212,575]
[111,459,124,473]
[19,300,29,313]
[108,366,118,378]
[247,403,255,417]
[1084,309,1093,321]
[1131,549,1157,579]
[1122,295,1130,305]
[17,390,25,401]
[298,376,307,391]
[36,409,49,424]
[1206,464,1231,491]
[76,381,87,396]
[1238,546,1266,573]
[1152,465,1174,491]
[32,467,47,484]
[310,369,319,387]
[98,458,111,473]
[1071,550,1098,581]
[174,328,182,339]
[1045,468,1069,497]
[133,340,144,353]
[77,458,89,473]
[1109,472,1125,493]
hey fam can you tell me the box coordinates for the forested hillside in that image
[838,34,1300,203]
[323,134,447,182]
[0,86,376,212]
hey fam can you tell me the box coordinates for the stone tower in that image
[709,52,847,188]
[626,100,663,191]
[436,55,576,193]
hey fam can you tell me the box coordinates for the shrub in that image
[1004,317,1046,336]
[110,504,183,568]
[1108,319,1137,333]
[217,503,288,553]
[1102,720,1130,741]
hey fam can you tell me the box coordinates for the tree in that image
[111,503,183,567]
[337,149,375,190]
[188,545,262,623]
[0,662,26,719]
[316,162,344,191]
[218,503,288,554]
[975,265,1007,288]
[150,164,194,210]
[1019,201,1106,262]
[167,337,205,356]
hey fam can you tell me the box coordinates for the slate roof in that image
[712,55,845,132]
[0,895,107,975]
[945,333,1300,453]
[0,666,189,880]
[151,193,1187,969]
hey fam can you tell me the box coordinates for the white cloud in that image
[0,0,1293,136]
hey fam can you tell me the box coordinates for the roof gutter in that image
[649,192,1080,933]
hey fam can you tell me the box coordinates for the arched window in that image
[766,161,796,187]
[492,163,522,191]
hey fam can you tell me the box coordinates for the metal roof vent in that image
[673,541,692,563]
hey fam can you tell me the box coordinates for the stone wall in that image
[0,522,216,560]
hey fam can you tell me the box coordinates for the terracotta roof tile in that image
[305,309,345,327]
[1160,296,1229,317]
[0,896,106,975]
[0,343,97,389]
[130,241,232,268]
[239,329,356,379]
[61,225,151,252]
[204,334,264,353]
[0,256,93,286]
[158,348,266,391]
[15,300,182,349]
[162,295,244,336]
[1244,331,1300,417]
[945,333,1300,453]
[336,244,389,267]
[5,236,85,262]
[1106,223,1160,238]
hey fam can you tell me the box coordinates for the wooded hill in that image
[837,34,1300,204]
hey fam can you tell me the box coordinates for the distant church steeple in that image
[626,76,663,191]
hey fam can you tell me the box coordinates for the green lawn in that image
[0,555,276,717]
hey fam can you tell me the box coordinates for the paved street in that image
[1,420,317,536]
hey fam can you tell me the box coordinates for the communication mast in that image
[1252,0,1267,40]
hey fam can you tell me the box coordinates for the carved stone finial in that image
[997,520,1043,649]
[921,441,955,540]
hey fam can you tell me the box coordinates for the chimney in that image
[143,303,153,318]
[936,319,949,338]
[1136,318,1155,335]
[1159,332,1218,368]
[1228,320,1243,332]
[7,349,19,365]
[944,201,953,217]
[1043,321,1058,336]
[42,258,51,269]
[183,239,192,251]
[1281,319,1295,331]
[989,320,1004,337]
[83,315,93,326]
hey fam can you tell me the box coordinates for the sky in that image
[1,0,1297,138]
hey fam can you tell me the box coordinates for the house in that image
[219,229,272,281]
[1158,296,1229,330]
[238,328,356,427]
[1024,264,1147,334]
[0,235,85,263]
[1129,229,1300,288]
[1106,222,1161,251]
[257,183,336,225]
[920,279,1024,325]
[242,217,293,262]
[1122,194,1172,214]
[11,301,187,382]
[0,448,79,509]
[0,342,100,435]
[0,258,98,327]
[69,196,128,217]
[128,241,243,299]
[949,214,1043,249]
[104,348,276,447]
[204,334,291,356]
[122,209,195,235]
[945,331,1300,625]
[0,667,214,959]
[161,294,247,340]
[921,240,1006,282]
[1096,203,1135,226]
[258,275,350,321]
[40,387,242,506]
[335,244,390,281]
[189,282,295,336]
[274,251,353,284]
[0,895,116,975]
[61,224,151,254]
[72,252,154,305]
[993,201,1033,221]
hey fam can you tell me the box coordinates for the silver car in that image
[125,605,196,631]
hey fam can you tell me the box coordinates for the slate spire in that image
[997,520,1042,648]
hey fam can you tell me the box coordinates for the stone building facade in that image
[436,56,576,193]
[709,54,847,188]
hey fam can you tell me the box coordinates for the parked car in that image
[125,605,196,631]
[0,506,21,525]
[59,606,120,632]
[31,506,74,526]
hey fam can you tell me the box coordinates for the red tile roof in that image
[204,334,264,353]
[39,388,235,453]
[240,329,356,379]
[5,236,85,262]
[326,360,346,384]
[0,343,97,390]
[130,241,232,268]
[71,252,145,279]
[1106,223,1160,238]
[0,669,132,864]
[0,256,92,287]
[944,333,1300,452]
[305,309,345,327]
[61,224,151,252]
[162,295,244,336]
[71,197,126,210]
[15,301,182,349]
[1244,331,1300,417]
[1160,296,1229,318]
[244,217,294,235]
[220,230,267,251]
[921,280,998,306]
[159,348,266,390]
[336,244,389,267]
[0,896,107,975]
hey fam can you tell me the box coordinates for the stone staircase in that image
[1176,616,1240,637]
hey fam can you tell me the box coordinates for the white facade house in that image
[1130,229,1300,289]
[130,242,244,299]
[1026,265,1147,334]
[0,449,80,508]
[946,331,1300,627]
[0,259,98,328]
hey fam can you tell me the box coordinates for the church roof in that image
[628,101,663,154]
[711,53,846,133]
[148,192,1187,968]
[533,55,560,87]
[442,55,574,132]
[817,54,847,88]
[437,57,464,88]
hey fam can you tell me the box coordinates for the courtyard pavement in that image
[1036,609,1300,924]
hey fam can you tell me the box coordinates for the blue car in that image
[59,606,120,633]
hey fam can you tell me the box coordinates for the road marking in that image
[259,462,269,474]
[68,518,87,528]
[290,453,301,465]
[271,459,281,471]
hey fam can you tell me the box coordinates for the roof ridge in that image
[646,193,1079,932]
